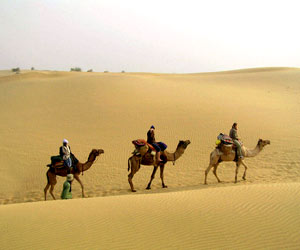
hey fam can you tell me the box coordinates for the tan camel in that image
[204,139,270,184]
[44,149,104,200]
[128,140,191,192]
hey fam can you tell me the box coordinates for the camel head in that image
[94,149,104,156]
[258,139,270,149]
[176,140,191,150]
[88,149,104,162]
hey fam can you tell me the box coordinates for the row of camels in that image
[44,138,270,200]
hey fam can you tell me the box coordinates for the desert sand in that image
[0,68,300,249]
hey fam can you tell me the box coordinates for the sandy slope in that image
[0,68,299,204]
[0,67,300,249]
[1,183,300,249]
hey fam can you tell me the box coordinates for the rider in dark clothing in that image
[147,125,162,162]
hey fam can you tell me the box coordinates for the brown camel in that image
[128,140,191,192]
[204,139,270,184]
[44,149,104,200]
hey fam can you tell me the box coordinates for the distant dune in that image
[203,66,299,74]
[0,67,299,249]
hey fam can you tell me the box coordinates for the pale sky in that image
[1,0,300,73]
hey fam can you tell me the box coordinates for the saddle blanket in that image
[132,139,156,151]
[217,133,233,145]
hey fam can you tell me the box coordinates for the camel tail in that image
[128,157,131,172]
[46,171,50,184]
[209,151,214,161]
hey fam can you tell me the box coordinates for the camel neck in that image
[77,152,97,172]
[164,147,184,162]
[245,143,262,157]
[83,161,94,171]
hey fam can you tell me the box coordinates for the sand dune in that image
[202,66,299,75]
[0,67,300,248]
[1,183,300,249]
[0,67,299,204]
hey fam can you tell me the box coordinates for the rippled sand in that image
[0,68,299,249]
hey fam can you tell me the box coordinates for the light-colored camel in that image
[204,139,270,184]
[128,140,191,192]
[44,149,104,200]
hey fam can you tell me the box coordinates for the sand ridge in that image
[1,183,300,249]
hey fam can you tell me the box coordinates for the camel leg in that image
[235,162,241,183]
[74,174,85,198]
[212,163,221,183]
[160,165,168,188]
[44,183,50,201]
[46,171,57,200]
[204,164,214,185]
[44,171,51,200]
[49,184,56,200]
[128,157,139,192]
[241,161,248,180]
[128,171,136,192]
[204,164,213,185]
[205,152,220,185]
[146,166,158,190]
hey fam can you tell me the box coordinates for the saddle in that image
[132,139,168,165]
[132,139,159,159]
[217,134,233,145]
[132,139,156,152]
[47,160,64,169]
[216,133,244,162]
[142,152,168,165]
[47,154,78,169]
[47,155,63,168]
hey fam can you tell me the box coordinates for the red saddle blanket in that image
[222,135,233,145]
[132,139,156,152]
[217,134,233,145]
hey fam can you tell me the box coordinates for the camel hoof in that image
[132,189,137,192]
[146,187,151,190]
[163,185,168,188]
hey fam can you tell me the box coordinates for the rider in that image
[60,139,72,170]
[229,122,243,159]
[147,125,163,162]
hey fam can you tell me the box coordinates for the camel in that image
[44,149,104,200]
[128,140,191,192]
[204,139,270,184]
